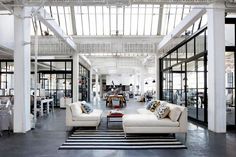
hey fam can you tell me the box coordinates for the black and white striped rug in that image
[59,130,187,149]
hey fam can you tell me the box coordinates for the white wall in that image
[106,74,137,86]
[0,15,14,49]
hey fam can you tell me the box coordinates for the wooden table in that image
[107,111,124,128]
[106,95,126,108]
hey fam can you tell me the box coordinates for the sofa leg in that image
[184,133,187,144]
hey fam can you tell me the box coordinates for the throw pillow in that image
[145,100,154,110]
[81,101,93,114]
[149,100,161,112]
[169,107,182,122]
[156,104,170,119]
[70,103,82,120]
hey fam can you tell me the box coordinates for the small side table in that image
[107,112,124,128]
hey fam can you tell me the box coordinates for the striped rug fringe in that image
[59,130,187,149]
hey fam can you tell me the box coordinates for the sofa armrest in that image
[178,107,188,133]
[66,105,73,126]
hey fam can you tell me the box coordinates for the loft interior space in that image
[0,0,236,157]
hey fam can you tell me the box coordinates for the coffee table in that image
[107,110,124,128]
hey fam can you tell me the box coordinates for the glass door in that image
[39,73,72,107]
[225,51,235,126]
[172,64,186,106]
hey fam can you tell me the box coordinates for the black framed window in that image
[79,64,90,102]
[225,18,236,129]
[160,26,208,124]
[0,59,73,107]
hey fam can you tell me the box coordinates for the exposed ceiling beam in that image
[150,4,154,35]
[157,4,163,35]
[63,6,68,35]
[136,4,139,35]
[80,6,84,35]
[23,0,215,6]
[158,6,206,51]
[70,6,77,35]
[95,6,97,35]
[129,4,132,35]
[32,7,77,51]
[0,43,13,56]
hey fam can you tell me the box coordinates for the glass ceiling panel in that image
[124,5,131,35]
[151,5,159,35]
[161,5,170,35]
[64,6,73,35]
[145,5,153,35]
[131,5,138,35]
[82,6,89,35]
[96,6,103,35]
[103,6,110,35]
[75,6,83,35]
[117,7,123,35]
[138,4,145,35]
[31,4,197,37]
[175,5,184,28]
[110,6,116,35]
[89,6,96,35]
[51,6,60,26]
[58,6,67,34]
[162,5,193,35]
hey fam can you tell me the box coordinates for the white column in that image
[13,7,31,133]
[73,53,79,102]
[89,67,93,102]
[95,74,99,98]
[100,75,103,98]
[155,54,160,99]
[140,73,144,94]
[207,2,226,133]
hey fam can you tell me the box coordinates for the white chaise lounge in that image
[122,101,187,138]
[66,102,103,129]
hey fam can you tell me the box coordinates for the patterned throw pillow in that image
[156,104,170,119]
[149,100,161,112]
[81,101,93,114]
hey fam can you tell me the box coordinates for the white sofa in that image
[66,102,103,129]
[122,101,187,136]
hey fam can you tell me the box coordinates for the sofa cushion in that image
[123,114,179,127]
[169,107,182,122]
[73,109,102,121]
[156,104,170,119]
[70,103,82,120]
[81,101,93,114]
[137,108,153,115]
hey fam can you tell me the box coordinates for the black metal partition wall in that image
[225,18,236,128]
[36,60,73,106]
[0,59,72,107]
[160,26,208,124]
[79,63,90,102]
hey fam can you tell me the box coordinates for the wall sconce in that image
[152,80,156,83]
[130,83,133,86]
[145,81,148,85]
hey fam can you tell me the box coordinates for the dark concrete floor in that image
[0,99,236,157]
